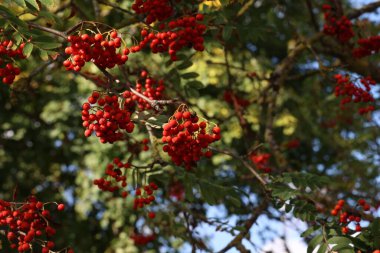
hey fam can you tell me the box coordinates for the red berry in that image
[57,204,65,211]
[110,31,118,39]
[148,212,155,219]
[95,34,103,41]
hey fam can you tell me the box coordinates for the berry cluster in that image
[0,196,72,253]
[162,108,220,170]
[223,90,250,108]
[133,14,206,61]
[93,157,159,215]
[63,31,129,71]
[333,74,376,115]
[82,91,135,143]
[93,157,130,196]
[130,232,155,246]
[0,40,25,85]
[133,182,158,211]
[249,153,271,173]
[322,4,354,43]
[123,70,165,111]
[330,199,371,234]
[353,35,380,58]
[132,0,173,24]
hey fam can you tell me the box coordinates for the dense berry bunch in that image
[133,182,159,210]
[0,40,25,85]
[132,0,173,24]
[322,4,354,43]
[130,232,155,246]
[333,74,376,114]
[0,196,71,253]
[63,31,129,71]
[82,91,135,143]
[353,35,380,58]
[162,108,220,170]
[93,157,130,196]
[133,14,206,61]
[330,199,371,234]
[249,153,271,173]
[123,70,165,110]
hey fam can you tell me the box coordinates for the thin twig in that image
[305,0,319,31]
[210,147,267,188]
[27,22,67,38]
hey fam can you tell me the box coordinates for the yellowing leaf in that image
[199,0,222,10]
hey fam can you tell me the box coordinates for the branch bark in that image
[347,0,380,19]
[217,201,268,253]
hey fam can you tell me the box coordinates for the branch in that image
[98,0,135,16]
[305,0,319,31]
[347,0,380,19]
[27,22,67,39]
[210,147,268,189]
[217,201,268,253]
[224,48,256,143]
[263,35,322,171]
[97,65,179,111]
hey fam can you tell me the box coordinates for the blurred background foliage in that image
[0,0,379,252]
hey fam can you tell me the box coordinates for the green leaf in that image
[186,80,204,89]
[39,49,49,60]
[301,226,319,238]
[0,18,6,27]
[34,42,61,49]
[0,6,27,28]
[25,0,40,11]
[39,0,56,6]
[38,11,59,24]
[22,43,33,58]
[316,243,327,253]
[181,72,199,79]
[199,182,217,205]
[336,247,355,253]
[177,61,193,70]
[372,218,380,248]
[327,236,352,246]
[223,25,233,41]
[167,68,181,86]
[271,184,298,200]
[185,86,199,97]
[14,33,23,45]
[14,0,26,7]
[285,204,292,213]
[349,237,369,251]
[331,244,354,251]
[165,59,173,67]
[307,234,323,253]
[184,174,194,202]
[227,196,241,208]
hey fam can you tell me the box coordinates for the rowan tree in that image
[0,0,380,252]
